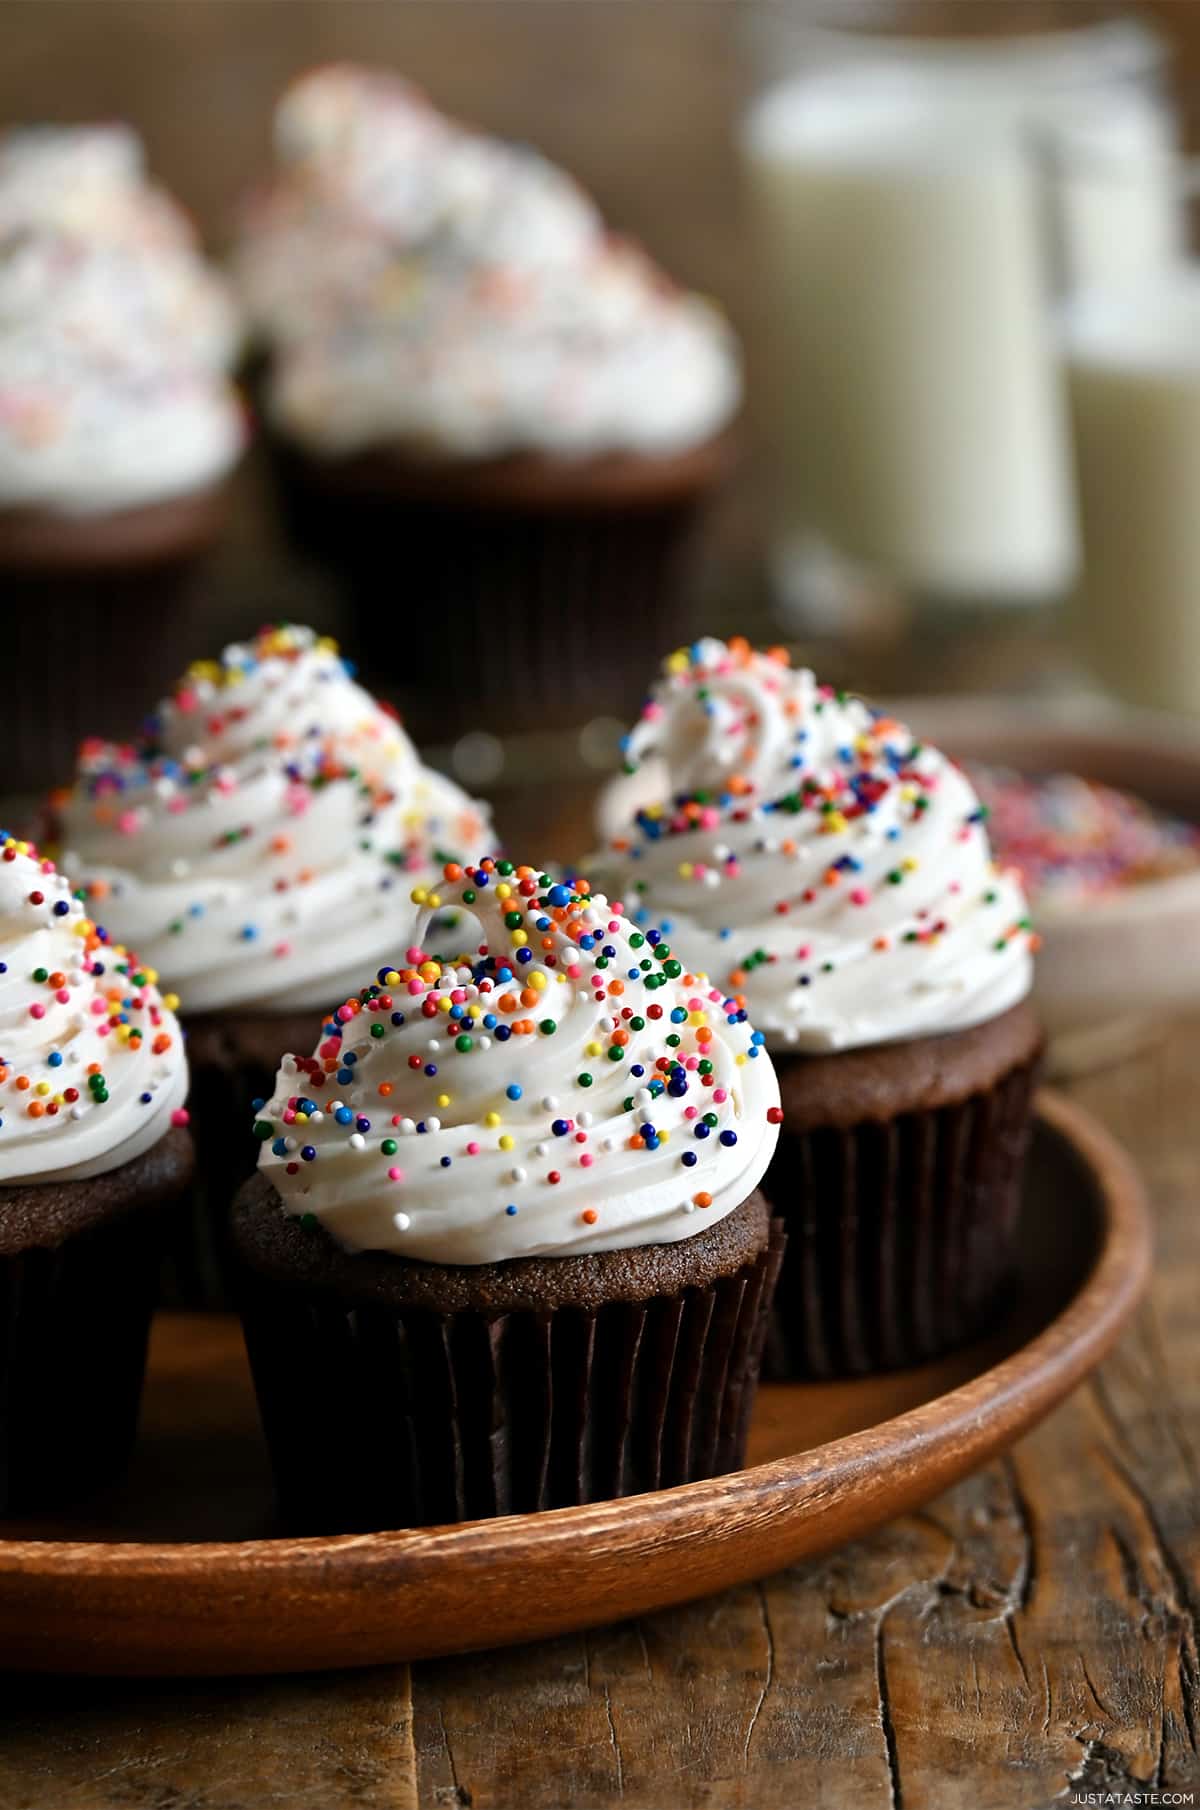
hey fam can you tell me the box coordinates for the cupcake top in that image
[52,626,492,1016]
[0,124,243,515]
[0,835,188,1185]
[235,64,741,461]
[253,858,781,1262]
[597,639,1036,1054]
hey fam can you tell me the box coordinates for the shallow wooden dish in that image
[1,1091,1148,1678]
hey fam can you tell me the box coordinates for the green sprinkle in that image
[252,1121,273,1141]
[455,1033,473,1052]
[539,1019,557,1035]
[578,1073,593,1088]
[382,1139,398,1157]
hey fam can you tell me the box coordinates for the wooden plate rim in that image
[2,1090,1148,1589]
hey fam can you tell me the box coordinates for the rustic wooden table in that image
[0,1013,1193,1809]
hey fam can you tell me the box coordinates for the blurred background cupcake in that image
[0,124,247,792]
[595,640,1043,1377]
[47,622,493,1301]
[234,64,742,749]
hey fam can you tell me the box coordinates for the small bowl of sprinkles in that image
[878,700,1200,1073]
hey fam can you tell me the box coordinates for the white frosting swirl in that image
[254,860,780,1262]
[53,626,492,1016]
[235,64,741,460]
[0,836,187,1184]
[0,125,243,514]
[596,639,1035,1054]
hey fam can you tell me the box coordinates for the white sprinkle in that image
[541,1095,558,1111]
[478,1035,492,1051]
[70,1105,85,1120]
[511,1166,527,1184]
[601,1135,617,1153]
[534,1141,548,1158]
[426,1116,442,1133]
[427,1039,441,1053]
[577,1111,594,1129]
[392,1212,411,1232]
[349,1133,366,1151]
[398,1118,416,1135]
[683,1199,696,1214]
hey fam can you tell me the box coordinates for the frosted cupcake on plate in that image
[0,125,245,789]
[48,624,491,1300]
[596,639,1042,1376]
[0,834,192,1510]
[232,858,782,1531]
[234,64,741,744]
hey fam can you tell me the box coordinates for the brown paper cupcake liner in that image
[238,1220,785,1533]
[0,1201,166,1514]
[4,557,217,796]
[765,1060,1038,1379]
[269,461,711,746]
[165,1010,315,1310]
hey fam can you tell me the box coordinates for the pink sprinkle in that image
[567,963,582,979]
[641,701,663,721]
[282,1109,296,1124]
[319,1039,340,1058]
[406,946,424,964]
[849,888,870,906]
[407,979,424,997]
[392,1115,403,1126]
[685,1056,699,1071]
[116,811,140,836]
[28,1003,45,1020]
[89,999,106,1016]
[274,941,292,959]
[713,1088,728,1104]
[54,989,69,1004]
[466,1141,480,1156]
[707,989,722,1002]
[684,1106,699,1120]
[387,1167,404,1183]
[167,796,188,815]
[580,1153,594,1168]
[175,688,198,713]
[171,1108,190,1128]
[337,1004,355,1022]
[451,988,468,1004]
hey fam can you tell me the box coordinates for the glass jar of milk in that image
[740,4,1178,628]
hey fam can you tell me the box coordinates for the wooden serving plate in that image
[1,1091,1149,1678]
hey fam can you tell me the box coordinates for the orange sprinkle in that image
[581,1209,598,1226]
[693,1192,713,1209]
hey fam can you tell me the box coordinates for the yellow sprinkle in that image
[499,1134,514,1151]
[437,996,453,1014]
[510,930,528,947]
[678,862,694,880]
[163,993,180,1012]
[495,883,512,900]
[384,970,400,985]
[902,857,918,873]
[666,648,689,674]
[735,1053,747,1066]
[821,811,848,834]
[586,1041,602,1058]
[437,1093,450,1108]
[484,1112,501,1128]
[528,971,547,992]
[34,1081,50,1097]
[410,886,429,906]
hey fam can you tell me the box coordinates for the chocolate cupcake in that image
[0,834,193,1511]
[596,639,1042,1377]
[49,624,492,1303]
[231,859,783,1532]
[0,125,246,792]
[234,65,741,747]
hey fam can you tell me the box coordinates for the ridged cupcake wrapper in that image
[165,1025,308,1311]
[4,559,213,795]
[272,471,709,744]
[239,1221,785,1534]
[0,1203,166,1514]
[765,1061,1039,1379]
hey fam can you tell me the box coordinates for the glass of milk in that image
[1065,270,1200,715]
[739,8,1178,629]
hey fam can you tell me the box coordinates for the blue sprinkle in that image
[720,1130,738,1147]
[241,925,258,941]
[48,1051,63,1068]
[506,1203,518,1216]
[335,1107,354,1125]
[301,1146,317,1162]
[272,1138,288,1156]
[682,1150,698,1168]
[425,1063,437,1078]
[507,1084,523,1101]
[440,1155,452,1168]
